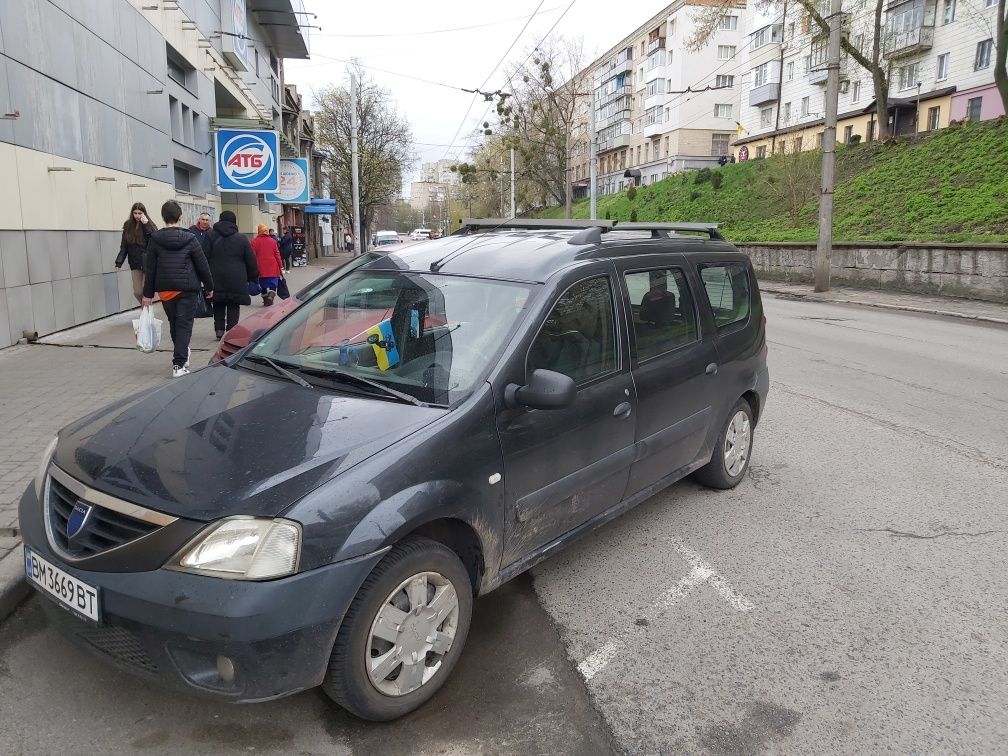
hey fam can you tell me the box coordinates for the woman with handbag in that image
[206,210,259,339]
[115,202,156,304]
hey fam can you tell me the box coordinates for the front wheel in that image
[322,537,473,721]
[693,399,754,489]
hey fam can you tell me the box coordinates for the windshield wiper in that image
[297,366,429,407]
[244,354,313,389]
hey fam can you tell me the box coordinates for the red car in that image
[210,257,373,364]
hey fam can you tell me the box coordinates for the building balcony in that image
[599,86,631,107]
[647,36,666,54]
[595,56,634,84]
[642,119,665,138]
[884,26,934,58]
[749,82,780,106]
[644,92,667,110]
[598,133,631,152]
[597,109,631,130]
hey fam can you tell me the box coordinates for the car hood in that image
[52,365,446,521]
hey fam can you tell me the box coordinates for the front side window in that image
[624,269,699,360]
[942,0,955,23]
[852,81,861,102]
[975,39,993,69]
[699,263,751,330]
[801,96,810,117]
[760,107,773,128]
[248,270,533,405]
[711,132,730,155]
[937,52,950,80]
[718,45,736,60]
[715,103,732,118]
[927,106,941,130]
[966,97,982,121]
[528,277,617,385]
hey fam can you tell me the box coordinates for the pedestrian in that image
[207,210,258,339]
[188,211,213,254]
[344,230,354,253]
[141,200,213,378]
[115,202,156,304]
[279,227,294,272]
[251,223,283,307]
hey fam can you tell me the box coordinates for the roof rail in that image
[612,221,724,240]
[458,218,614,232]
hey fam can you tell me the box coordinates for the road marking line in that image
[576,539,753,682]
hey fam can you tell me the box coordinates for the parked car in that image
[20,219,768,722]
[409,228,432,241]
[209,254,380,364]
[372,230,403,252]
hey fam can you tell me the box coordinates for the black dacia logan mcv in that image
[19,219,769,721]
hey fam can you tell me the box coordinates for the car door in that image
[495,264,636,566]
[613,253,720,497]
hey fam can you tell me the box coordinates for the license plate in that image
[24,546,101,623]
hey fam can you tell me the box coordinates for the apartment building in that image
[733,0,1005,158]
[420,159,462,186]
[570,1,751,198]
[0,0,310,348]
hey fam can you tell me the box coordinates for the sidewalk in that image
[758,280,1008,325]
[0,257,350,620]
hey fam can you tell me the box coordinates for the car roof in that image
[358,225,746,284]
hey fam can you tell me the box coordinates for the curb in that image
[761,286,1008,326]
[0,543,31,623]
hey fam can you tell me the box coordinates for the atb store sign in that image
[222,0,252,72]
[215,129,280,193]
[266,158,311,204]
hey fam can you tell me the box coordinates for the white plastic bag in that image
[132,305,162,353]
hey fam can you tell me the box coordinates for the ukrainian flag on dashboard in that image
[367,319,400,371]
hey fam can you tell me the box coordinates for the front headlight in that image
[170,517,301,580]
[34,436,58,500]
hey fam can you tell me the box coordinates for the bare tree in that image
[760,137,821,227]
[497,37,589,217]
[313,66,416,241]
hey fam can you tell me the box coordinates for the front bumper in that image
[18,485,385,702]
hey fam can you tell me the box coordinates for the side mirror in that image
[505,369,576,410]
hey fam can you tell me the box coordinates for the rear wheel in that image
[693,399,754,489]
[322,537,473,721]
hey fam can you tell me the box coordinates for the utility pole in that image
[589,87,597,220]
[499,152,504,216]
[510,147,515,219]
[814,0,842,292]
[349,69,362,256]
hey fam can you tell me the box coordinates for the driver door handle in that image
[613,402,632,419]
[706,362,719,376]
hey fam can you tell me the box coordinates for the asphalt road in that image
[1,294,1006,754]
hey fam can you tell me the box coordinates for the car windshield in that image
[375,237,399,246]
[248,270,535,405]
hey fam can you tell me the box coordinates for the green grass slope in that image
[540,119,1008,242]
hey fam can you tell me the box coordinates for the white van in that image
[409,228,432,241]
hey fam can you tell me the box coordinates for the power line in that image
[308,6,565,38]
[438,0,549,163]
[303,53,468,91]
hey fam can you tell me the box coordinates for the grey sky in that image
[284,0,677,188]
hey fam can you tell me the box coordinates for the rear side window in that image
[528,276,617,384]
[624,268,699,360]
[699,263,751,330]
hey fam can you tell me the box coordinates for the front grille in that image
[74,624,159,674]
[48,477,160,558]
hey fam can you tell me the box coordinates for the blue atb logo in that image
[215,129,279,192]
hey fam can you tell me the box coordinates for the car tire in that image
[322,536,473,721]
[693,399,754,490]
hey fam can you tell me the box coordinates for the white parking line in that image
[576,538,753,682]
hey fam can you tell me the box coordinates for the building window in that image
[844,125,853,143]
[975,39,993,70]
[783,101,792,122]
[898,62,920,90]
[786,61,794,81]
[711,133,731,155]
[718,45,736,60]
[936,53,950,81]
[927,106,940,130]
[852,81,861,102]
[816,131,824,148]
[664,136,670,156]
[715,74,735,88]
[794,136,803,151]
[752,25,781,48]
[788,22,795,39]
[756,145,767,158]
[942,0,955,23]
[966,97,982,121]
[984,0,995,7]
[760,107,773,128]
[714,103,732,118]
[173,162,191,193]
[753,62,770,88]
[719,15,738,30]
[636,145,641,164]
[166,45,195,91]
[168,95,181,141]
[804,55,812,73]
[801,96,810,117]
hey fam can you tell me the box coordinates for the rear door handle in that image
[706,363,718,376]
[613,402,632,418]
